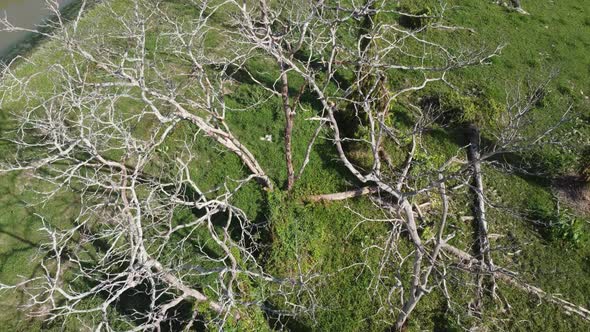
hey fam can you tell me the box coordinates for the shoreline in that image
[0,0,83,63]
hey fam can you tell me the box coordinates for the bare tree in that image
[0,0,586,331]
[234,0,583,330]
[0,0,318,330]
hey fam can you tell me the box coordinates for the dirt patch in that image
[553,175,590,214]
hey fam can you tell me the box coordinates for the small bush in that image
[419,88,503,127]
[550,211,586,246]
[530,204,587,247]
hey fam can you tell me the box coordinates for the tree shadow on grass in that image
[263,300,312,332]
[109,282,205,332]
[424,119,556,189]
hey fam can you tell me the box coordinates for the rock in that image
[259,134,272,142]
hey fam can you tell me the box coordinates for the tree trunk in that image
[466,123,497,307]
[281,63,295,191]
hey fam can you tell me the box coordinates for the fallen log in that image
[441,243,590,321]
[306,186,380,202]
[466,123,497,307]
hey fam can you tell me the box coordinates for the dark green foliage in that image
[529,200,587,247]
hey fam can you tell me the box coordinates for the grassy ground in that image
[0,0,589,331]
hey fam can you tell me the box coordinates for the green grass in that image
[0,0,589,331]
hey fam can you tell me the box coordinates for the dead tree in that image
[466,123,497,313]
[228,0,317,191]
[244,1,581,330]
[0,0,585,331]
[0,0,318,330]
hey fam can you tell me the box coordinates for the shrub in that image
[530,204,587,247]
[550,210,586,247]
[418,88,503,127]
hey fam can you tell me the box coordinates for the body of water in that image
[0,0,73,56]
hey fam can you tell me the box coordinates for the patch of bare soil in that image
[553,175,590,214]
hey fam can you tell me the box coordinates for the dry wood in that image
[441,243,590,321]
[466,123,497,306]
[0,0,576,330]
[306,186,380,202]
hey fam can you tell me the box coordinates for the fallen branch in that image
[466,123,497,307]
[306,186,380,202]
[441,243,590,321]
